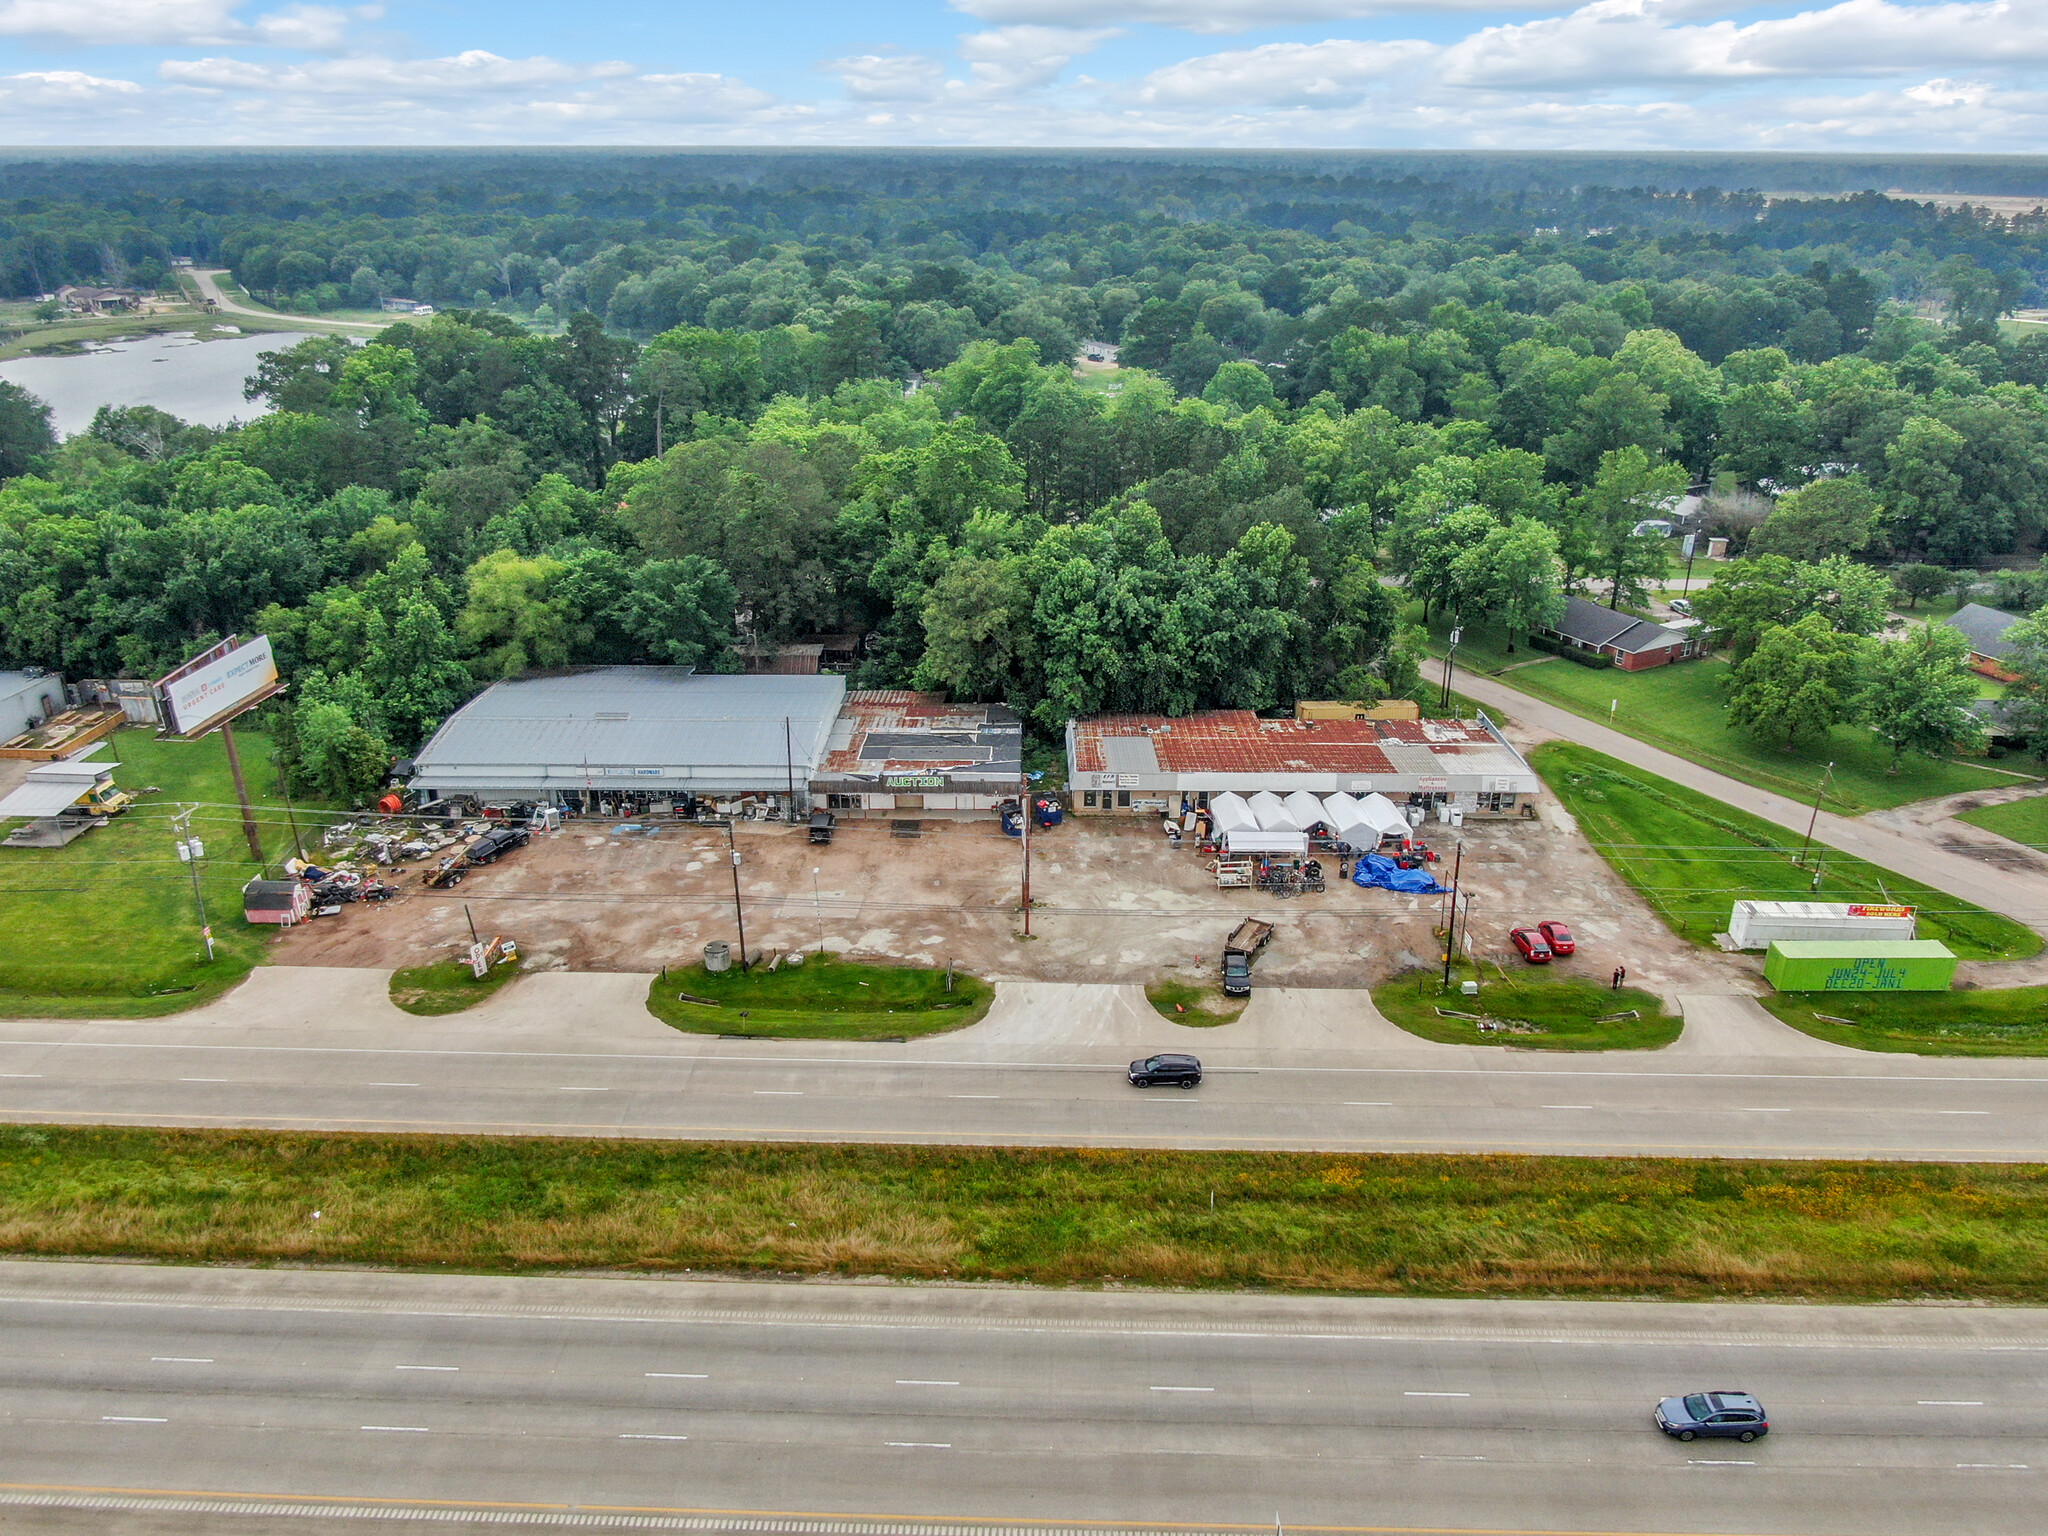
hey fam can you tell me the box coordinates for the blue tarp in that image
[1352,853,1447,894]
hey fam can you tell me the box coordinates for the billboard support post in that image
[218,719,263,863]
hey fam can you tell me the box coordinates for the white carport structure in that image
[1221,828,1309,856]
[1248,790,1300,831]
[0,759,118,819]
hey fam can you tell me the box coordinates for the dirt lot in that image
[270,806,1755,1001]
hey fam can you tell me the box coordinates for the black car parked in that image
[1655,1391,1769,1442]
[466,825,531,865]
[1128,1053,1202,1088]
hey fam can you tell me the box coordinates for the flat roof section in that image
[816,691,1022,789]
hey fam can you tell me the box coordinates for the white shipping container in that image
[1727,900,1917,950]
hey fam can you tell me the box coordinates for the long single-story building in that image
[811,691,1022,820]
[1066,710,1542,819]
[1946,602,2023,680]
[1539,594,1710,670]
[407,667,847,815]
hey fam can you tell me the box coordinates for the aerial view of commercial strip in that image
[3,136,2048,1536]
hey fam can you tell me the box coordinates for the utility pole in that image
[726,816,749,969]
[812,865,825,955]
[783,716,795,818]
[218,719,264,863]
[1440,840,1464,990]
[1020,773,1033,937]
[1797,762,1836,869]
[1440,626,1461,714]
[171,805,214,961]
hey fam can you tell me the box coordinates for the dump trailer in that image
[1763,939,1957,992]
[1222,917,1275,997]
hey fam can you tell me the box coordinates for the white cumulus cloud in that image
[1135,37,1437,106]
[950,0,1542,34]
[0,0,371,46]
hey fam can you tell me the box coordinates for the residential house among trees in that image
[1944,603,2024,680]
[1539,595,1711,671]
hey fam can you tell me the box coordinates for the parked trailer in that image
[1222,916,1275,997]
[1729,900,1916,950]
[1763,940,1956,992]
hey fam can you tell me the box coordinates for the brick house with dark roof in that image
[1539,594,1710,671]
[1945,603,2023,681]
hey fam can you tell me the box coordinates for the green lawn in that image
[1957,793,2048,850]
[1145,976,1248,1026]
[0,726,322,1017]
[646,953,993,1041]
[1373,968,1683,1050]
[1535,742,2039,961]
[13,1125,2048,1299]
[388,956,523,1016]
[1758,987,2048,1057]
[1510,654,2032,813]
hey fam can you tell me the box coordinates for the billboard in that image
[157,635,281,738]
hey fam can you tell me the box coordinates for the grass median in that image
[1145,977,1248,1026]
[1758,987,2048,1056]
[6,1126,2048,1300]
[646,953,993,1041]
[389,957,524,1016]
[1535,742,2040,961]
[1373,968,1683,1050]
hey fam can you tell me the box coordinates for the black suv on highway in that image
[1128,1053,1202,1088]
[466,825,531,865]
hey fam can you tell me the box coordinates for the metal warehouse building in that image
[810,691,1022,820]
[408,667,847,815]
[1066,709,1542,820]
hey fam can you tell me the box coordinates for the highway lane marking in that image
[1346,1102,1393,1106]
[1541,1105,1592,1110]
[14,1034,2048,1086]
[1957,1463,2029,1468]
[1687,1460,1754,1466]
[559,1087,608,1092]
[897,1380,958,1385]
[1742,1108,1792,1113]
[394,1365,457,1371]
[1150,1386,1214,1393]
[1405,1392,1470,1398]
[1919,1400,1984,1405]
[620,1433,690,1441]
[1417,1454,1485,1461]
[646,1373,708,1379]
[368,1082,419,1088]
[359,1425,428,1433]
[0,1073,40,1078]
[1940,1110,1990,1115]
[753,1090,803,1096]
[885,1442,951,1448]
[178,1078,229,1083]
[949,1095,1000,1099]
[100,1417,166,1424]
[150,1358,211,1364]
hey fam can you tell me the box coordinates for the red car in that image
[1509,927,1553,964]
[1537,920,1576,956]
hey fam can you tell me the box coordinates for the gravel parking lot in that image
[271,806,1751,999]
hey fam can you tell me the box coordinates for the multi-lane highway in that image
[0,1261,2042,1536]
[2,971,2047,1160]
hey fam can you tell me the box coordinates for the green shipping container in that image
[1763,940,1957,992]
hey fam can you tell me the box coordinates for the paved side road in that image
[188,269,384,333]
[7,969,2048,1160]
[1453,662,2048,933]
[0,1261,2040,1536]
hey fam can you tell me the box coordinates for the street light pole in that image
[1440,839,1463,991]
[1797,762,1836,869]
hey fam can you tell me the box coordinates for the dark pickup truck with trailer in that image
[1221,917,1275,997]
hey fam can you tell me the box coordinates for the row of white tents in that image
[1208,790,1416,856]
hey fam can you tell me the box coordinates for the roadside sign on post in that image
[1449,628,1461,645]
[1681,533,1696,558]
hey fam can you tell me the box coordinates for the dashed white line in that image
[1956,1463,2029,1469]
[1742,1107,1793,1113]
[1405,1391,1471,1398]
[896,1380,959,1386]
[395,1365,458,1372]
[101,1416,167,1424]
[1542,1105,1592,1110]
[1149,1386,1214,1393]
[179,1078,229,1083]
[886,1442,951,1449]
[645,1373,708,1379]
[621,1434,690,1441]
[369,1082,420,1088]
[1939,1110,1990,1115]
[361,1425,429,1433]
[1346,1101,1393,1107]
[1689,1460,1755,1467]
[0,1072,41,1078]
[1418,1455,1485,1461]
[949,1095,1000,1099]
[1921,1400,1985,1406]
[753,1090,802,1096]
[150,1358,212,1364]
[558,1087,608,1092]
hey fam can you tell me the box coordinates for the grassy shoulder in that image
[646,953,993,1041]
[0,725,328,1019]
[1537,742,2040,962]
[1759,987,2048,1057]
[388,957,523,1016]
[1956,792,2048,851]
[1373,967,1683,1050]
[1509,652,2030,814]
[9,1125,2048,1299]
[1145,976,1248,1026]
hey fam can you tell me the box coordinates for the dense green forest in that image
[1,150,2046,798]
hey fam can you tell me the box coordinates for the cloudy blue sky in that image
[0,0,2041,150]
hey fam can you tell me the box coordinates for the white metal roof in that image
[0,759,116,818]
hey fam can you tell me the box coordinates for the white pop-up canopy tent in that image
[1208,791,1255,833]
[1322,792,1371,842]
[1284,789,1332,832]
[1357,792,1413,842]
[1222,828,1309,855]
[1248,790,1300,831]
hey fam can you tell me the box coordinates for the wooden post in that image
[218,719,264,863]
